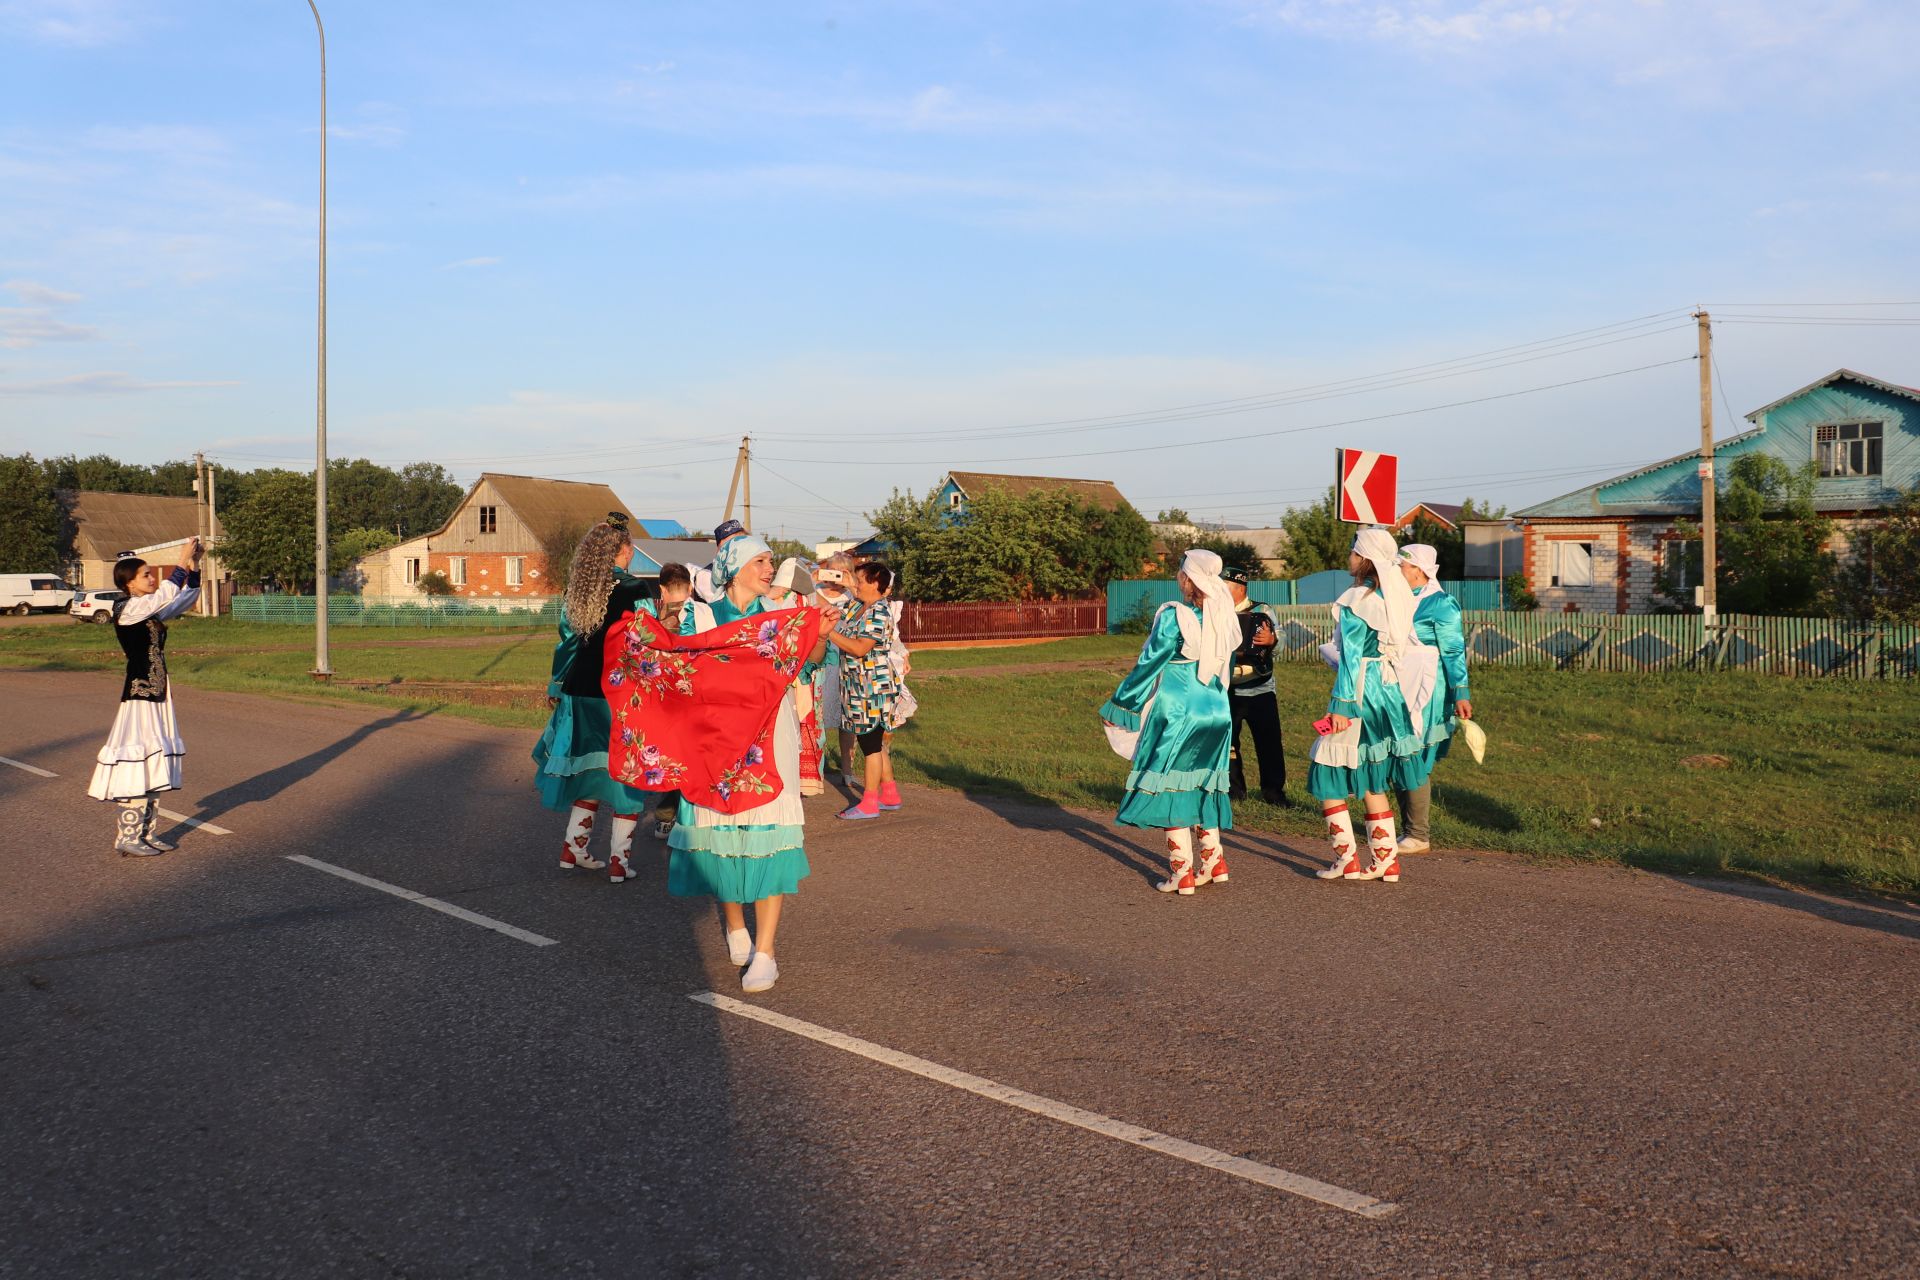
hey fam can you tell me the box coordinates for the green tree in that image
[395,462,463,537]
[333,526,399,563]
[1278,486,1351,575]
[1660,455,1834,615]
[865,485,1150,601]
[220,470,318,591]
[1155,507,1193,525]
[0,454,64,572]
[328,458,405,535]
[417,569,454,597]
[1825,486,1920,624]
[765,536,813,563]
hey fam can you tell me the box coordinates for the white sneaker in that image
[741,952,779,993]
[726,927,753,967]
[1397,837,1431,855]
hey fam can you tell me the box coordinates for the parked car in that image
[0,573,78,616]
[70,588,127,623]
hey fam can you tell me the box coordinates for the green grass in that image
[9,622,1915,895]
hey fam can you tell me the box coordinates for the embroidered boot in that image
[607,813,641,883]
[1157,827,1197,895]
[138,798,175,852]
[1316,806,1359,879]
[1346,809,1401,882]
[115,803,163,856]
[559,800,606,871]
[1193,827,1228,886]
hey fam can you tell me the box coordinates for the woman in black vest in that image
[87,539,203,856]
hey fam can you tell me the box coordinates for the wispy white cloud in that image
[0,370,239,396]
[0,0,147,47]
[0,279,98,347]
[440,256,502,271]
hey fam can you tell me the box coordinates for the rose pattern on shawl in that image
[601,604,826,814]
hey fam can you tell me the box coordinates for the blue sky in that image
[3,0,1916,539]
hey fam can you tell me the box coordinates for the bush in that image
[1503,572,1538,612]
[417,570,454,597]
[1114,597,1161,634]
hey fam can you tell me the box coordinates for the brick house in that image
[1511,368,1919,613]
[366,473,648,601]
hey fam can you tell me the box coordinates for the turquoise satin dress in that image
[531,611,653,813]
[1100,603,1233,831]
[1409,589,1471,771]
[1307,590,1433,800]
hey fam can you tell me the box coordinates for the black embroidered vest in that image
[114,612,170,702]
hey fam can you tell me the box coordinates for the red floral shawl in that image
[602,605,825,814]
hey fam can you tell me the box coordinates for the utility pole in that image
[309,0,331,678]
[194,452,209,616]
[207,463,219,617]
[743,435,752,533]
[1694,310,1716,626]
[722,435,752,529]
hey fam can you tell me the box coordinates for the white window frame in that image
[1551,541,1594,588]
[948,490,963,508]
[1814,420,1883,478]
[404,557,421,585]
[449,557,467,586]
[506,556,524,587]
[1660,539,1700,592]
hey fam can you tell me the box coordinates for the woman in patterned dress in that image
[824,562,905,820]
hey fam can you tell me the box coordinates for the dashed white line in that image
[690,992,1400,1219]
[155,808,232,836]
[0,755,58,778]
[286,855,559,947]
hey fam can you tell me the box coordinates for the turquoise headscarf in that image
[711,534,771,588]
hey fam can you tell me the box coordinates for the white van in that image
[0,574,78,615]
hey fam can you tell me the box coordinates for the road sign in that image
[1336,448,1398,525]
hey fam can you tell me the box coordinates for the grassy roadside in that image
[7,620,1915,895]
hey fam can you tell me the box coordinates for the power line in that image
[751,314,1695,446]
[757,355,1699,467]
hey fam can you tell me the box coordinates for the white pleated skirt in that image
[87,695,185,802]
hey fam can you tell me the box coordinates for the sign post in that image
[1336,448,1399,525]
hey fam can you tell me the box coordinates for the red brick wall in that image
[428,551,557,599]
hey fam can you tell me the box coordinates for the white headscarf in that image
[1353,527,1437,722]
[1352,528,1415,650]
[1399,542,1445,603]
[1177,548,1240,688]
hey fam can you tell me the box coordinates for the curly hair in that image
[564,522,632,635]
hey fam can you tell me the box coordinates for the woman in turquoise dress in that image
[1099,548,1239,896]
[533,515,656,883]
[1308,528,1438,884]
[1393,543,1473,856]
[672,534,832,994]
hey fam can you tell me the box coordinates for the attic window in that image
[1815,421,1882,478]
[478,505,498,533]
[949,491,963,507]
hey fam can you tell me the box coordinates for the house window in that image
[478,505,498,534]
[948,491,963,508]
[404,557,421,584]
[1815,422,1883,477]
[1551,542,1594,588]
[506,557,524,587]
[449,557,467,586]
[1660,539,1702,592]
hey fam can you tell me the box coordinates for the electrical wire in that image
[756,355,1699,468]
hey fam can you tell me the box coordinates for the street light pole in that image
[308,0,331,677]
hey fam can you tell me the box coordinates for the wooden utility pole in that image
[1694,311,1717,625]
[194,452,209,616]
[206,463,220,618]
[721,435,752,531]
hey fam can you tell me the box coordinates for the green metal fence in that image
[1238,605,1920,679]
[230,594,560,628]
[1108,577,1500,630]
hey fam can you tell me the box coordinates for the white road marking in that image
[286,855,559,948]
[691,992,1400,1219]
[0,755,58,778]
[155,808,232,836]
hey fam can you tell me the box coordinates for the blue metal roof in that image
[1516,369,1920,518]
[635,517,690,538]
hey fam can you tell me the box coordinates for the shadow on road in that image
[162,707,434,836]
[1,703,844,1276]
[1665,874,1920,942]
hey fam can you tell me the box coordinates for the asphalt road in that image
[3,669,1916,1278]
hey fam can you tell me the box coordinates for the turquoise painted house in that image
[1512,369,1919,614]
[933,471,1131,524]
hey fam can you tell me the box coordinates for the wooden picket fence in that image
[1249,606,1920,679]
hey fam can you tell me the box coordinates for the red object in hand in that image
[1313,715,1337,736]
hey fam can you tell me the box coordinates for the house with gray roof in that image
[1510,369,1919,613]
